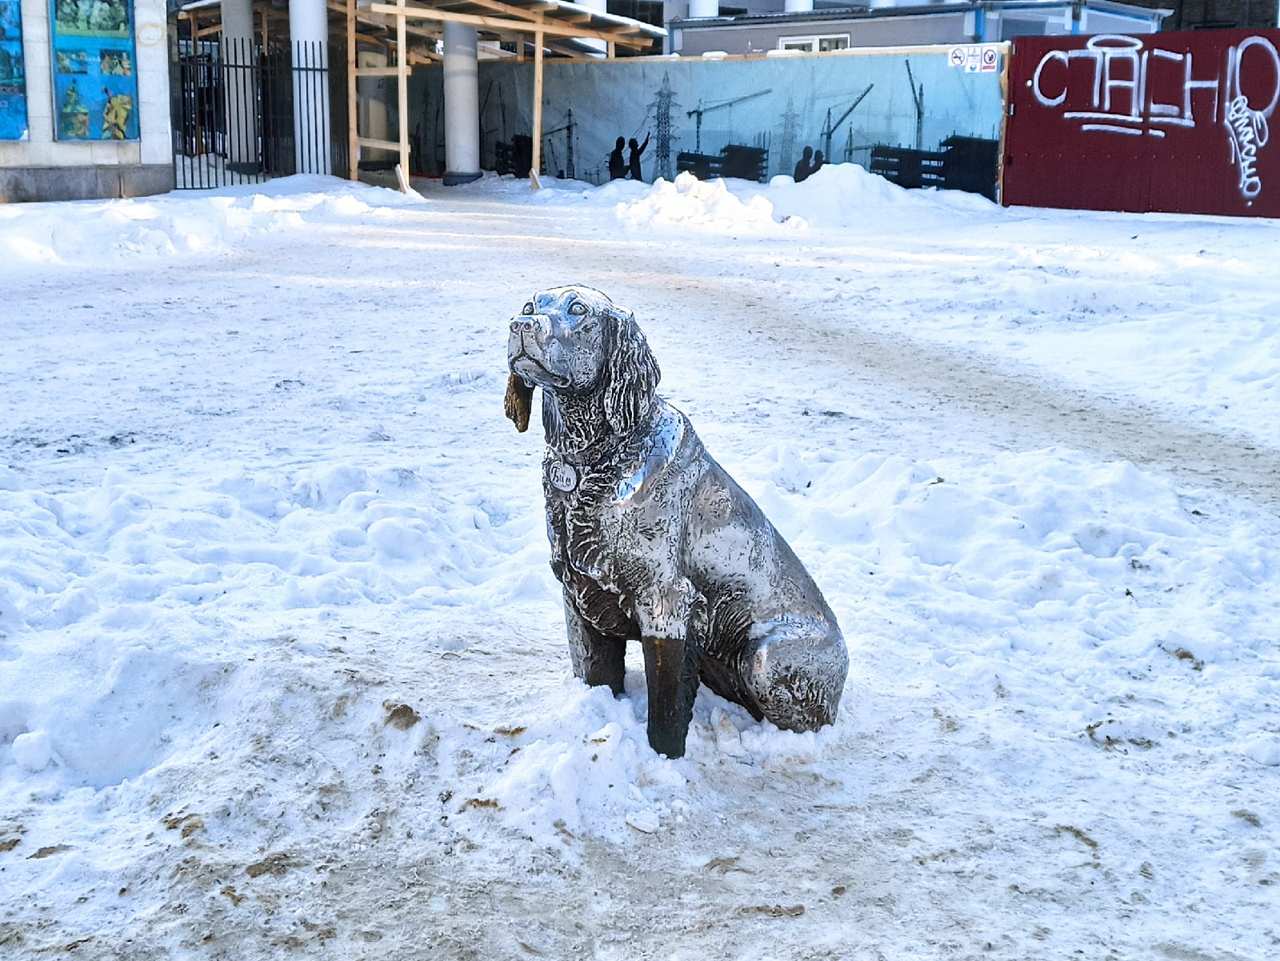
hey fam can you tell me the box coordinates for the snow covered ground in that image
[1,170,1278,961]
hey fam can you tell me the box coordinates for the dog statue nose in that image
[510,317,533,334]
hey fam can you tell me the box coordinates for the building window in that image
[606,0,665,29]
[778,35,850,53]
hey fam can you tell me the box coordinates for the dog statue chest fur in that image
[506,286,848,758]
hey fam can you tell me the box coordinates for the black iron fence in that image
[171,36,349,190]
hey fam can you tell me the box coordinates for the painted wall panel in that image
[410,49,1004,188]
[0,0,170,180]
[0,0,27,139]
[48,0,140,141]
[1003,30,1280,218]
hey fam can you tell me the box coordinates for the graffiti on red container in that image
[1031,34,1279,205]
[1226,94,1269,201]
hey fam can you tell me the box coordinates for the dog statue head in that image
[505,286,661,446]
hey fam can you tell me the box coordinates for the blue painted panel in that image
[49,0,140,141]
[0,0,27,140]
[410,51,1003,184]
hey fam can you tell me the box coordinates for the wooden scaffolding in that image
[344,0,666,188]
[174,0,665,189]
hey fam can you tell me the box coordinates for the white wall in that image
[0,0,172,169]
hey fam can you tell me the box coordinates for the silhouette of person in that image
[608,136,626,180]
[628,132,650,181]
[793,145,813,183]
[812,150,826,175]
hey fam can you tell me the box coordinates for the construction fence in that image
[1003,28,1280,219]
[407,46,1007,198]
[390,27,1280,218]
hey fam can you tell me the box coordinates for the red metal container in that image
[1003,29,1280,218]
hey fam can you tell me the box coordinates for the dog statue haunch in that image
[506,286,848,758]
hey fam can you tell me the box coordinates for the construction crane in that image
[820,83,874,159]
[686,88,771,152]
[905,59,924,150]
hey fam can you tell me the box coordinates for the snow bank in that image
[4,441,1274,846]
[753,161,995,229]
[452,442,1279,843]
[446,170,653,208]
[0,456,549,783]
[610,164,995,234]
[0,176,416,274]
[615,171,804,234]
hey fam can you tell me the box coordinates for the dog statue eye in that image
[568,302,588,316]
[522,302,534,315]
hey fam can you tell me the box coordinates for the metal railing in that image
[170,36,349,190]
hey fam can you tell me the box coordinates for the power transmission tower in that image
[648,72,678,180]
[566,108,575,181]
[779,96,798,176]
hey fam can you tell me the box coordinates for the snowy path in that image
[554,248,1280,512]
[2,176,1278,961]
[11,188,1275,509]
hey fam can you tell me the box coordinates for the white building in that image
[661,0,1168,56]
[0,0,174,202]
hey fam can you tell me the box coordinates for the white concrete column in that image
[443,21,481,184]
[289,0,332,175]
[784,0,813,13]
[579,0,607,54]
[221,0,258,171]
[689,0,720,18]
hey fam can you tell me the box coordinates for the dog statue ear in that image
[602,307,661,436]
[504,373,533,433]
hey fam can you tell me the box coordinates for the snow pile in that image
[4,437,1272,859]
[476,682,690,844]
[529,174,652,206]
[4,432,1278,945]
[756,161,994,228]
[615,171,806,234]
[460,666,848,847]
[0,197,302,267]
[0,176,415,273]
[750,444,1278,681]
[451,442,1279,842]
[0,453,547,779]
[447,170,654,208]
[610,164,996,234]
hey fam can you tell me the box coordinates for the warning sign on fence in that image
[948,44,1000,73]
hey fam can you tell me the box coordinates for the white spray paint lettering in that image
[1227,96,1268,201]
[1031,34,1280,205]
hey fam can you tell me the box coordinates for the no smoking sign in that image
[948,44,1001,73]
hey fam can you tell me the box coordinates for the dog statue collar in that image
[548,459,579,493]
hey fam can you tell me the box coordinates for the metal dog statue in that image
[506,286,848,758]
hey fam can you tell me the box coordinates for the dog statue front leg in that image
[635,578,700,759]
[564,596,626,696]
